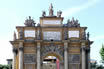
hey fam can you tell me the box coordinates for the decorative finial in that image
[87,32,90,40]
[19,30,23,40]
[49,3,54,16]
[29,16,31,19]
[14,31,16,41]
[57,10,62,17]
[42,11,46,17]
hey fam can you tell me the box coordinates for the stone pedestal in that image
[19,42,23,69]
[64,42,68,69]
[37,42,41,69]
[81,43,86,69]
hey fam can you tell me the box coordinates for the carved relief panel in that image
[42,45,64,58]
[68,54,80,69]
[24,54,36,64]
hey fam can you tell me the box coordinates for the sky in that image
[0,0,104,64]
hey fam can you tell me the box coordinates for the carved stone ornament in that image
[24,16,36,27]
[42,45,64,58]
[64,30,68,40]
[81,46,86,51]
[87,32,90,40]
[19,30,23,40]
[42,11,46,17]
[13,47,18,54]
[19,46,23,51]
[86,47,90,52]
[14,31,17,41]
[37,29,41,40]
[82,31,86,40]
[57,11,62,17]
[69,54,80,63]
[67,17,80,27]
[49,3,54,16]
[24,54,36,64]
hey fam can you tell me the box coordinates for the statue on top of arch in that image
[24,16,36,27]
[67,17,80,27]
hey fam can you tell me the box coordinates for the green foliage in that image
[96,65,104,69]
[100,44,104,63]
[90,62,97,68]
[0,64,9,69]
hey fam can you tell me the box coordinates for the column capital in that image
[64,43,68,51]
[19,46,23,51]
[81,42,85,46]
[86,47,90,52]
[13,47,17,54]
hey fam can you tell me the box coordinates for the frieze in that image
[24,54,36,64]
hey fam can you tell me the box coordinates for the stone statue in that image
[19,30,23,40]
[49,3,54,16]
[37,29,41,40]
[67,17,80,27]
[87,32,89,40]
[82,31,86,40]
[24,16,36,27]
[64,30,68,40]
[42,11,46,17]
[14,31,16,41]
[57,11,62,17]
[67,19,72,27]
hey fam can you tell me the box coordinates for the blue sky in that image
[0,0,104,64]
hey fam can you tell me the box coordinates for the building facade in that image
[10,4,93,69]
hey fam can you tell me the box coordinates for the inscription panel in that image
[68,31,79,38]
[24,30,35,37]
[24,54,36,64]
[43,32,61,40]
[43,20,61,24]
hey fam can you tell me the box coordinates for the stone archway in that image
[42,52,64,69]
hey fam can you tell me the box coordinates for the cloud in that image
[91,35,104,41]
[62,0,101,17]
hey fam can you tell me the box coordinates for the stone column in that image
[87,48,90,69]
[19,42,23,69]
[64,42,68,69]
[37,42,41,69]
[81,43,86,69]
[12,47,17,69]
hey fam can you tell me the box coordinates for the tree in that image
[0,64,9,69]
[100,44,104,63]
[96,65,104,69]
[90,61,97,69]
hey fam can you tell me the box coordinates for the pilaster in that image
[37,42,41,69]
[12,47,17,69]
[81,42,86,69]
[19,42,23,69]
[64,42,68,69]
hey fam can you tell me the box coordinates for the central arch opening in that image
[42,53,62,69]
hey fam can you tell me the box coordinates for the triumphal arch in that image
[10,4,93,69]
